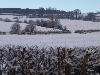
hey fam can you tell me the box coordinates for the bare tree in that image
[23,24,36,34]
[10,23,21,34]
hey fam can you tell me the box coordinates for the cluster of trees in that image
[0,8,67,15]
[83,12,96,21]
[0,8,99,21]
[0,45,100,75]
[22,20,36,34]
[9,17,71,35]
[10,23,21,34]
[36,18,63,29]
[10,21,36,35]
[27,9,83,20]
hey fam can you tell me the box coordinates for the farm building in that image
[95,13,100,22]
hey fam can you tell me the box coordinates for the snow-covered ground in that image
[1,14,100,33]
[0,21,27,32]
[60,19,100,32]
[36,26,62,32]
[0,14,62,32]
[0,21,61,33]
[19,17,49,22]
[0,14,100,48]
[0,15,49,22]
[0,14,16,21]
[0,32,100,47]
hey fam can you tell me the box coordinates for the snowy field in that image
[60,19,100,32]
[0,14,100,48]
[0,15,100,33]
[0,14,100,75]
[0,21,61,32]
[0,32,100,47]
[0,21,27,32]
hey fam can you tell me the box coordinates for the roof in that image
[95,14,100,17]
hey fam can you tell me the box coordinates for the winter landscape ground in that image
[0,14,100,75]
[0,14,100,47]
[1,0,100,74]
[0,33,100,48]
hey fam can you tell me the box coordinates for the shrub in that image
[4,18,12,22]
[0,18,3,21]
[75,30,100,34]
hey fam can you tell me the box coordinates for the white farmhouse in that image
[95,13,100,22]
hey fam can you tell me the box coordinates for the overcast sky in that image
[0,0,100,12]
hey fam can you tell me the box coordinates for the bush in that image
[36,19,63,30]
[13,17,18,19]
[28,20,36,25]
[24,20,28,23]
[75,30,100,34]
[0,18,3,21]
[0,31,6,35]
[4,18,12,22]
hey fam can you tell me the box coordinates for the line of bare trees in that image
[0,8,98,21]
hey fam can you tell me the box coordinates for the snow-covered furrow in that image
[0,33,100,47]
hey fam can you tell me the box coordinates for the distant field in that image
[0,15,100,33]
[60,19,100,32]
[0,14,100,48]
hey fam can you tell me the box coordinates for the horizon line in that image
[0,7,98,13]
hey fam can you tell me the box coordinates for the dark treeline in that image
[0,8,67,16]
[0,8,100,21]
